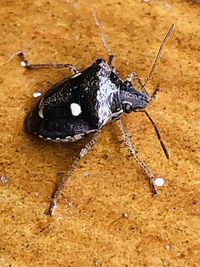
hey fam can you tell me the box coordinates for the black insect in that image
[14,11,174,215]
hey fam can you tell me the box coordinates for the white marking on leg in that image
[70,103,82,116]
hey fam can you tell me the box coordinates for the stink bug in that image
[13,11,174,215]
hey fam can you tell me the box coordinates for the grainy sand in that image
[0,0,199,266]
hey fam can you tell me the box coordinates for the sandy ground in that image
[0,0,200,266]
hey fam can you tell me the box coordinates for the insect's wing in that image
[26,77,95,140]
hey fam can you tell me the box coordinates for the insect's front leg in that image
[125,71,150,96]
[126,71,143,87]
[14,50,79,75]
[108,54,115,71]
[117,118,158,195]
[149,87,160,101]
[47,135,98,216]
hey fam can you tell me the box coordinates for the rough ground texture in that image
[0,0,199,266]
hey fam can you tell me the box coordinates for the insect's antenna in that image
[144,110,169,159]
[91,8,115,67]
[142,24,175,94]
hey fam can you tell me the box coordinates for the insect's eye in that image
[124,103,132,113]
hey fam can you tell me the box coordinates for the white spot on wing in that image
[70,103,82,116]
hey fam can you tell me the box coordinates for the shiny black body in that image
[26,59,148,141]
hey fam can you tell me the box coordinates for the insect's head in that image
[120,81,150,113]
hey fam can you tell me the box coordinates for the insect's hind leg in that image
[15,50,79,75]
[46,135,98,216]
[117,118,158,195]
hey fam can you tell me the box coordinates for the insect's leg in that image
[125,71,149,96]
[117,118,158,195]
[126,72,161,103]
[108,54,115,71]
[126,71,143,87]
[47,135,98,216]
[150,87,159,100]
[126,72,161,101]
[15,50,79,75]
[91,9,116,71]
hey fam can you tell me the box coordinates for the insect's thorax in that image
[80,59,123,127]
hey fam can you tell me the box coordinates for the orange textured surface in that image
[0,0,199,266]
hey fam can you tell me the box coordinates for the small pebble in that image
[83,171,89,177]
[122,212,129,218]
[33,91,42,98]
[93,258,102,266]
[0,176,8,184]
[165,244,172,250]
[82,225,86,231]
[56,216,64,222]
[154,177,165,187]
[68,202,73,207]
[162,260,170,267]
[20,61,26,67]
